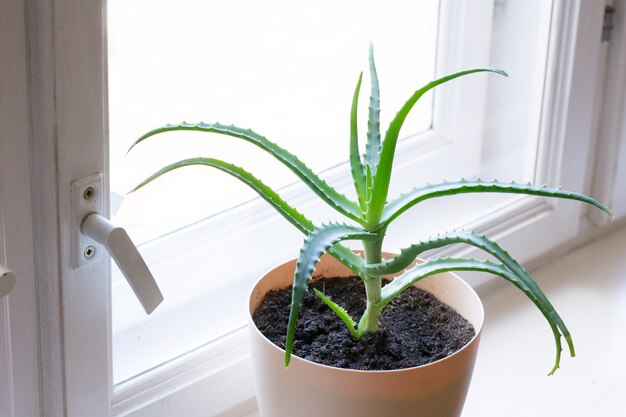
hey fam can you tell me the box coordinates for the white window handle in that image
[81,213,163,314]
[71,174,163,314]
[0,264,16,300]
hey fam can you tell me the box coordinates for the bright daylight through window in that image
[108,0,552,384]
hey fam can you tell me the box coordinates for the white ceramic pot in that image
[248,253,484,417]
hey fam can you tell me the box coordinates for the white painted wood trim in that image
[534,0,606,214]
[27,1,67,415]
[0,196,15,417]
[589,0,626,223]
[611,104,626,218]
[1,0,42,415]
[433,0,612,284]
[113,329,256,417]
[27,0,112,415]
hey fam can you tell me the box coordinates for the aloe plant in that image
[130,45,611,374]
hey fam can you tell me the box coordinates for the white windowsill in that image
[239,224,626,417]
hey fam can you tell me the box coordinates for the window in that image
[7,0,622,416]
[108,0,559,387]
[107,0,507,384]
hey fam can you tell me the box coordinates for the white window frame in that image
[0,0,40,415]
[433,0,617,275]
[589,0,626,224]
[3,0,625,416]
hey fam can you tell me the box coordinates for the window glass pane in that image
[109,0,438,245]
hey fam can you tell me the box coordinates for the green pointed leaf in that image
[367,69,508,224]
[285,223,381,366]
[365,43,381,174]
[365,235,449,276]
[366,163,374,210]
[380,258,505,303]
[328,245,367,280]
[368,230,574,371]
[132,157,314,234]
[129,122,364,224]
[380,179,612,229]
[132,157,367,278]
[379,257,567,374]
[350,72,367,211]
[313,288,358,339]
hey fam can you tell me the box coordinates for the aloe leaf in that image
[365,235,453,276]
[379,258,567,373]
[380,179,613,229]
[132,157,366,277]
[129,122,364,224]
[328,245,367,280]
[132,157,314,234]
[380,258,501,304]
[367,230,574,364]
[365,43,382,175]
[285,223,381,366]
[313,288,358,339]
[367,69,508,224]
[365,164,374,211]
[350,72,368,211]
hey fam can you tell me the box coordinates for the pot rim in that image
[248,253,485,375]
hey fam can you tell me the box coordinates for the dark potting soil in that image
[252,276,475,371]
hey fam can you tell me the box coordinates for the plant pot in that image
[248,252,484,417]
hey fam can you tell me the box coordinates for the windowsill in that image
[240,224,626,417]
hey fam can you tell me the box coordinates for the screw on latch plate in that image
[83,186,95,201]
[603,5,616,42]
[84,245,96,258]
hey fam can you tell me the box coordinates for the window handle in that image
[0,264,16,300]
[81,213,163,314]
[71,174,163,314]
